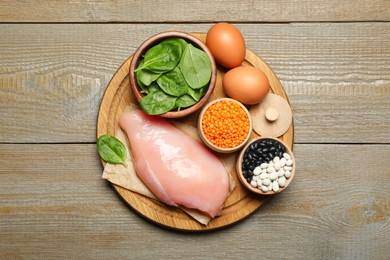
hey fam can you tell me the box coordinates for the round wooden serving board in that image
[96,33,294,231]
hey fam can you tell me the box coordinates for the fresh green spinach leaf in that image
[187,85,206,101]
[147,82,160,94]
[135,60,149,94]
[175,94,197,110]
[140,90,177,115]
[179,43,212,89]
[136,60,162,86]
[97,134,127,167]
[135,38,186,73]
[156,66,189,97]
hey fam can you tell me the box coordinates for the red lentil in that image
[201,100,250,148]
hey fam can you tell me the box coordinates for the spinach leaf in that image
[140,90,177,115]
[147,82,160,94]
[179,43,212,89]
[187,86,206,101]
[156,66,189,97]
[135,61,149,94]
[136,60,161,86]
[135,38,186,73]
[175,94,197,110]
[97,134,127,167]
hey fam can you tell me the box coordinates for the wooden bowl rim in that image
[198,97,253,153]
[129,31,217,118]
[236,136,296,195]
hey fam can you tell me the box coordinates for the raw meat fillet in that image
[119,109,230,218]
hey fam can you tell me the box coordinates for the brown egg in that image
[222,66,270,105]
[206,23,246,68]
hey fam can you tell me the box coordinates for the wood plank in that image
[1,23,389,143]
[0,0,389,22]
[0,143,389,258]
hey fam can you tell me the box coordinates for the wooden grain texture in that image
[0,0,389,22]
[96,32,293,231]
[0,143,388,258]
[1,1,389,256]
[1,23,389,144]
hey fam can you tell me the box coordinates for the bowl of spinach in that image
[129,31,217,118]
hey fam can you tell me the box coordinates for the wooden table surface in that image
[1,1,389,259]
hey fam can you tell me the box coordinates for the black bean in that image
[262,147,269,153]
[249,142,258,151]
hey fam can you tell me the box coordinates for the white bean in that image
[269,172,278,181]
[284,166,292,171]
[259,172,268,180]
[285,170,292,179]
[286,159,293,166]
[261,185,268,192]
[280,157,287,167]
[250,180,257,188]
[278,176,286,187]
[274,161,281,171]
[277,169,285,177]
[273,156,280,163]
[283,153,291,160]
[253,175,259,181]
[272,181,280,192]
[253,166,262,176]
[268,184,273,191]
[260,163,268,169]
[256,179,263,186]
[267,166,276,173]
[262,178,271,186]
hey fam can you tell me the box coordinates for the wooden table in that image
[1,1,389,259]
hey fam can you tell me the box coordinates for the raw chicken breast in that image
[119,109,230,218]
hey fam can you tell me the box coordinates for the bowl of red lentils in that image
[198,98,252,153]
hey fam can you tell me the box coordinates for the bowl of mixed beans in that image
[236,136,296,195]
[198,98,252,153]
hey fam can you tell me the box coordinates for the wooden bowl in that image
[236,136,295,195]
[129,31,217,118]
[198,98,252,153]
